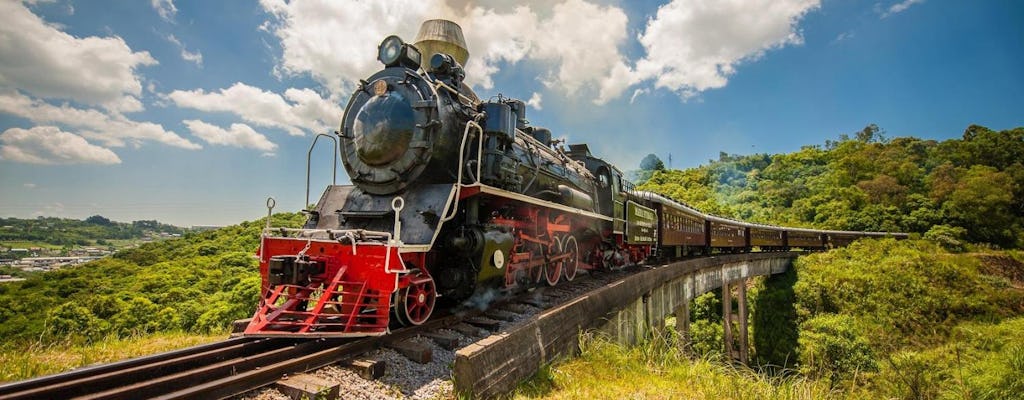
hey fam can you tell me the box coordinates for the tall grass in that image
[514,332,834,400]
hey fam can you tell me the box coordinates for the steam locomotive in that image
[244,20,905,337]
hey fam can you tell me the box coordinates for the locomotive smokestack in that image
[414,19,469,68]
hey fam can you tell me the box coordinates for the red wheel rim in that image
[402,277,435,325]
[545,237,562,286]
[563,235,579,281]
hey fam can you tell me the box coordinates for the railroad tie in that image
[451,323,489,338]
[466,316,502,331]
[344,358,385,380]
[422,331,461,350]
[485,309,518,322]
[274,373,340,400]
[386,339,433,364]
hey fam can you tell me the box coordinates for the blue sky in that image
[0,0,1021,226]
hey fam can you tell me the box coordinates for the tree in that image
[85,215,113,226]
[854,124,886,143]
[942,165,1015,246]
[639,153,665,171]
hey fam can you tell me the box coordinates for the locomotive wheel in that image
[544,238,562,286]
[394,271,436,326]
[530,263,543,284]
[528,242,544,284]
[562,235,579,281]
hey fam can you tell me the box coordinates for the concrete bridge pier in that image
[674,297,691,351]
[722,278,749,364]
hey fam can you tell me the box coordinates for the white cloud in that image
[168,82,342,136]
[0,1,157,111]
[0,91,201,150]
[456,5,537,90]
[166,35,203,67]
[183,120,277,154]
[258,0,631,101]
[23,183,36,189]
[258,0,819,104]
[532,0,630,95]
[151,0,177,22]
[626,0,820,100]
[526,92,542,110]
[832,30,855,44]
[0,126,121,165]
[881,0,925,18]
[260,0,436,95]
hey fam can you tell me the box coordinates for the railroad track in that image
[0,313,472,400]
[0,264,643,400]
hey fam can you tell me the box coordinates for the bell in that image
[414,19,469,68]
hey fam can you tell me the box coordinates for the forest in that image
[0,215,184,248]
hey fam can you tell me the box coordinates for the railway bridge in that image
[454,252,796,398]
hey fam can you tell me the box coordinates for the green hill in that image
[0,213,305,346]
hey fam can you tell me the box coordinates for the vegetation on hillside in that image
[0,213,305,348]
[637,125,1024,248]
[783,240,1024,398]
[0,216,184,249]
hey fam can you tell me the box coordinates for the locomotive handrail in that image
[441,120,483,223]
[305,133,339,209]
[476,121,485,184]
[264,227,391,241]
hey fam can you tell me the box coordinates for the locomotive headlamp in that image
[378,36,403,65]
[429,53,454,73]
[377,35,422,70]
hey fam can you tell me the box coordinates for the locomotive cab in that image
[567,144,626,232]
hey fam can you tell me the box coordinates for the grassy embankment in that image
[515,239,1024,399]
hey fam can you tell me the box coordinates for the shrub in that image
[924,224,968,252]
[798,314,876,386]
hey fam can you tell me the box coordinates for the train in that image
[243,20,906,338]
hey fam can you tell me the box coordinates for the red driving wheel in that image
[394,270,436,326]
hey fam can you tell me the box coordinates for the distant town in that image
[0,216,221,279]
